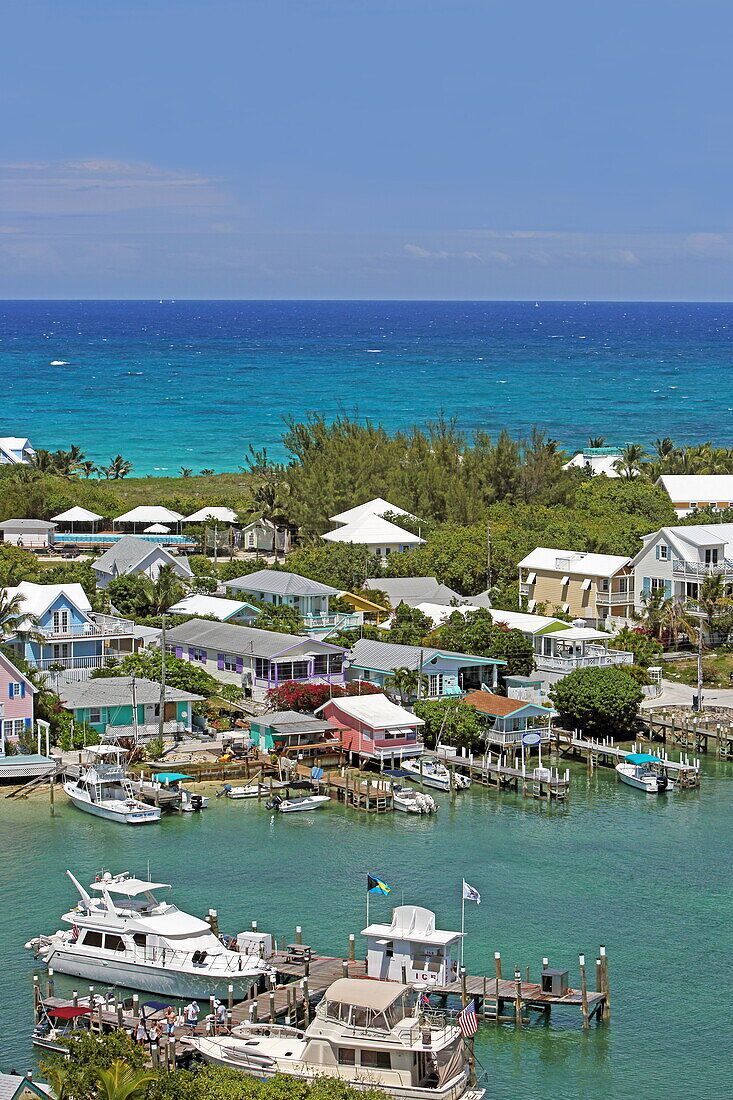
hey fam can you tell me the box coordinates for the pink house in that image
[0,651,35,749]
[317,693,424,765]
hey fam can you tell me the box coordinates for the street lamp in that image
[687,608,707,712]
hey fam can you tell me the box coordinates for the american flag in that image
[458,999,478,1038]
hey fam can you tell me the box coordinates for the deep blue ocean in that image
[1,300,731,474]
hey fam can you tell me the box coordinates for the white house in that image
[330,497,417,526]
[361,905,462,986]
[94,535,193,588]
[323,514,424,558]
[238,519,291,555]
[224,568,363,633]
[0,437,35,465]
[656,475,733,517]
[630,523,733,609]
[562,448,623,477]
[167,593,259,623]
[0,519,56,549]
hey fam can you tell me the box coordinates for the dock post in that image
[482,976,487,1018]
[117,1002,124,1027]
[342,960,350,978]
[169,1037,176,1067]
[579,954,589,1030]
[209,995,216,1031]
[595,957,603,997]
[295,925,302,945]
[97,1001,104,1033]
[47,969,55,998]
[132,993,139,1022]
[251,920,258,932]
[302,979,310,1023]
[494,952,502,980]
[228,984,234,1012]
[460,967,467,1009]
[268,991,276,1021]
[600,945,611,1021]
[249,1001,257,1023]
[209,909,219,936]
[33,975,40,1021]
[513,968,522,1028]
[49,776,55,817]
[72,989,78,1009]
[349,934,356,961]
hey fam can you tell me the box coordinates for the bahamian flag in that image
[367,875,391,895]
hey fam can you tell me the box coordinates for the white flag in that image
[462,879,481,904]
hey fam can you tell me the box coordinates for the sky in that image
[0,0,731,300]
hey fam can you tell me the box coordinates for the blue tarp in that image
[151,772,193,783]
[624,753,662,765]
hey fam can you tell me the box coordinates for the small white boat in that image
[615,753,674,794]
[400,757,470,792]
[391,784,438,814]
[63,746,161,825]
[266,793,331,813]
[26,870,272,999]
[219,781,288,800]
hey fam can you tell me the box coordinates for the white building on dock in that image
[362,904,462,986]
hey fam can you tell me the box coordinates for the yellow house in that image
[518,547,634,628]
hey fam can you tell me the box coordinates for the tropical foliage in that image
[264,680,380,712]
[91,650,241,703]
[549,666,644,738]
[413,697,484,751]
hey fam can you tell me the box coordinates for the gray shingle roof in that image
[94,536,192,578]
[365,576,462,606]
[165,618,345,658]
[225,569,339,598]
[0,518,56,530]
[59,676,204,709]
[348,637,503,673]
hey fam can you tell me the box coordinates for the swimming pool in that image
[53,532,194,546]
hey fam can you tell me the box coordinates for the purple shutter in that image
[236,657,243,674]
[217,654,225,671]
[188,647,196,661]
[175,646,183,659]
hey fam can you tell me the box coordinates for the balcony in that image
[96,721,191,741]
[535,646,634,673]
[303,612,363,630]
[39,613,136,640]
[672,558,733,578]
[595,589,632,606]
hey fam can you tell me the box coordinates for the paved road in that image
[642,678,733,710]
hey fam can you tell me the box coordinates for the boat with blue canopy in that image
[615,752,674,793]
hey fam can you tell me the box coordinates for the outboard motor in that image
[656,774,668,793]
[217,784,232,798]
[266,795,282,811]
[190,794,204,811]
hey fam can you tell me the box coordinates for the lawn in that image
[664,651,733,688]
[99,471,255,508]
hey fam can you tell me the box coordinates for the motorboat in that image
[63,746,161,825]
[400,757,471,792]
[391,784,437,814]
[185,977,483,1100]
[616,753,675,794]
[32,1004,92,1053]
[131,772,208,812]
[219,780,289,800]
[266,793,331,813]
[25,870,272,998]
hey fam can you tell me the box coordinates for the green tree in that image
[104,574,155,618]
[387,603,433,646]
[104,454,134,479]
[382,666,428,704]
[613,443,647,479]
[611,627,663,667]
[413,697,484,751]
[95,1060,157,1100]
[92,649,239,702]
[139,564,185,614]
[0,544,42,585]
[431,608,534,678]
[285,543,379,592]
[255,603,303,633]
[549,666,643,738]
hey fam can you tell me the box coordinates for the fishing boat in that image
[25,870,272,998]
[218,780,289,800]
[391,784,438,814]
[131,772,208,812]
[185,977,483,1100]
[615,753,675,793]
[400,757,471,792]
[32,1004,92,1053]
[63,746,161,825]
[266,792,331,813]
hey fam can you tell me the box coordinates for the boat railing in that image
[133,944,266,973]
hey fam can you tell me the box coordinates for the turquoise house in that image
[248,710,338,755]
[59,677,203,740]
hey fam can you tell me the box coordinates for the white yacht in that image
[266,792,331,813]
[63,746,161,825]
[616,753,675,794]
[186,977,483,1100]
[400,758,471,792]
[25,870,272,998]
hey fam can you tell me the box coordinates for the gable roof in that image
[320,692,424,729]
[330,497,417,525]
[167,594,258,620]
[94,535,191,577]
[59,676,204,709]
[366,577,462,606]
[631,523,733,565]
[462,690,554,718]
[348,637,504,673]
[51,506,103,522]
[0,649,37,693]
[656,474,733,502]
[0,518,56,530]
[114,506,184,523]
[0,1074,52,1100]
[253,710,335,734]
[518,546,631,577]
[185,506,238,522]
[414,602,568,636]
[5,581,91,628]
[225,569,339,597]
[323,514,424,546]
[165,618,345,658]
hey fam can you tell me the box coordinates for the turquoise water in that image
[2,301,732,473]
[2,756,732,1098]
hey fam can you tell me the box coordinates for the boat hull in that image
[277,796,330,813]
[615,766,674,793]
[63,785,161,824]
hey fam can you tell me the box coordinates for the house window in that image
[52,644,70,660]
[685,582,699,599]
[658,544,669,560]
[649,578,666,593]
[9,682,22,698]
[223,654,237,672]
[3,719,26,737]
[600,579,610,591]
[276,660,309,681]
[254,658,269,679]
[88,708,102,724]
[52,610,70,633]
[428,674,443,696]
[330,653,344,672]
[312,655,328,675]
[704,548,719,565]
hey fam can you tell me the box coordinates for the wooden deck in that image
[555,732,701,787]
[429,750,570,802]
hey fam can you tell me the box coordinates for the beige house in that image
[518,547,634,628]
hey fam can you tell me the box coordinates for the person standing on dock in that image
[165,1006,176,1040]
[184,1001,199,1035]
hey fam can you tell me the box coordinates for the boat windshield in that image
[324,990,416,1030]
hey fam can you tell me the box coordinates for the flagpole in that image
[366,888,370,929]
[460,885,465,968]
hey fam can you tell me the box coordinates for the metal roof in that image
[365,576,462,606]
[225,568,339,597]
[94,535,192,577]
[165,618,345,658]
[323,514,424,545]
[0,518,56,529]
[330,497,416,525]
[348,637,504,673]
[59,676,204,709]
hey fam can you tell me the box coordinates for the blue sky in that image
[1,0,731,299]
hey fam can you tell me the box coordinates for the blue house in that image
[224,569,363,634]
[345,638,504,699]
[4,582,139,684]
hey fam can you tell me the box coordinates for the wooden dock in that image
[430,750,570,802]
[555,732,701,787]
[643,709,733,759]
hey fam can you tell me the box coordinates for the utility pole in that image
[159,614,167,741]
[487,518,492,594]
[131,675,139,747]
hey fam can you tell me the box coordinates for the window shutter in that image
[175,646,183,659]
[8,684,12,699]
[217,654,225,671]
[20,682,25,698]
[188,647,196,660]
[236,657,243,673]
[655,545,660,560]
[664,580,672,597]
[24,717,31,727]
[642,577,650,594]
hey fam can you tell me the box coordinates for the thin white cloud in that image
[404,243,482,261]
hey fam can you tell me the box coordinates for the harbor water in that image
[1,756,731,1098]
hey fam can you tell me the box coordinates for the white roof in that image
[89,874,170,896]
[5,581,91,628]
[319,692,424,730]
[362,904,462,946]
[185,506,238,523]
[635,523,733,560]
[330,497,416,525]
[519,546,631,577]
[656,475,733,502]
[144,523,170,533]
[168,594,256,620]
[563,452,622,477]
[323,514,424,546]
[51,506,103,522]
[115,506,184,523]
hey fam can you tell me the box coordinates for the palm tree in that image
[30,448,57,474]
[0,589,33,636]
[104,454,134,479]
[44,1063,72,1100]
[78,460,98,478]
[654,437,676,461]
[383,666,429,704]
[246,470,291,558]
[95,1060,157,1100]
[139,565,184,614]
[588,436,606,447]
[179,467,192,478]
[613,443,647,479]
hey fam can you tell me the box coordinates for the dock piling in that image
[295,925,302,945]
[228,984,234,1012]
[46,969,54,999]
[341,960,349,978]
[579,954,589,1030]
[513,968,523,1028]
[348,933,356,961]
[72,989,78,1008]
[600,944,611,1020]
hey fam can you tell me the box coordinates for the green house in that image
[59,676,204,740]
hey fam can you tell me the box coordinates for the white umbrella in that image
[144,523,171,534]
